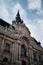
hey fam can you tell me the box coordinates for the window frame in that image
[4,43,10,52]
[21,45,27,57]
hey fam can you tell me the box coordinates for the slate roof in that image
[0,18,15,30]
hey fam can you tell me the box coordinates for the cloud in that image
[12,2,26,17]
[27,0,43,46]
[12,2,28,22]
[36,9,43,17]
[28,19,43,46]
[12,2,43,46]
[28,0,41,10]
[0,0,43,46]
[0,0,10,22]
[0,6,9,20]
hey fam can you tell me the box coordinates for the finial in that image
[18,10,19,14]
[16,10,20,17]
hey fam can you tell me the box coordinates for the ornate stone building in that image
[0,11,43,65]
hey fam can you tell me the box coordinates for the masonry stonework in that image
[0,11,43,65]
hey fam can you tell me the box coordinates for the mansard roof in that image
[0,18,10,27]
[31,37,41,46]
[0,18,15,30]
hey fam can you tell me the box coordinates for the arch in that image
[21,36,30,49]
[22,36,30,44]
[21,44,26,49]
[21,36,30,57]
[22,60,26,65]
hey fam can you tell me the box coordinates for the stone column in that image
[18,44,21,61]
[1,36,5,50]
[37,53,39,65]
[0,38,2,51]
[14,43,19,61]
[29,47,33,65]
[13,42,16,62]
[11,42,14,63]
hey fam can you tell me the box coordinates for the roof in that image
[0,18,10,28]
[31,37,41,46]
[0,18,15,30]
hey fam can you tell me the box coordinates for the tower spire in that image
[15,11,23,23]
[12,11,23,25]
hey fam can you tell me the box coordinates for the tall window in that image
[39,55,42,62]
[21,45,26,56]
[4,43,10,52]
[33,52,37,61]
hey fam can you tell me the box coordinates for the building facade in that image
[0,11,43,65]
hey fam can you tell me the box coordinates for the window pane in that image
[21,45,26,56]
[4,43,10,52]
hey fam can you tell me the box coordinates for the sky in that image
[0,0,43,47]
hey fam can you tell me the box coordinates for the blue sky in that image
[0,0,43,46]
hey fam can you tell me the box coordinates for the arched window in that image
[22,60,26,65]
[21,45,26,56]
